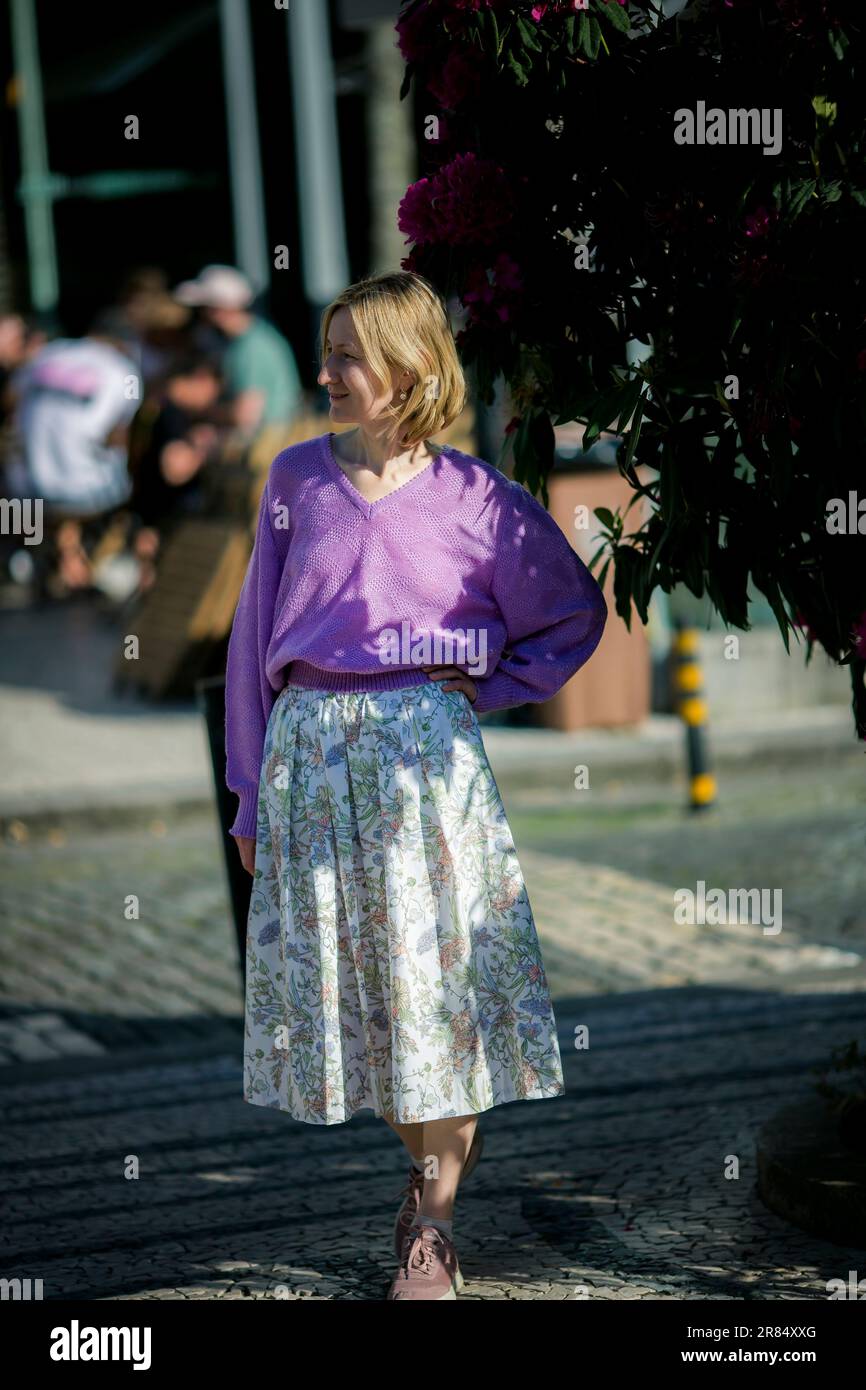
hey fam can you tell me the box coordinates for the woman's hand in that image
[234,835,256,876]
[421,664,478,706]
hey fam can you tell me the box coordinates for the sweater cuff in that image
[229,792,259,840]
[469,673,512,715]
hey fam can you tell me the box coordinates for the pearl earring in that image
[399,390,407,401]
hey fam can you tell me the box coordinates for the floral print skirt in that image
[243,679,565,1125]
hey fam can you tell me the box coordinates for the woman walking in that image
[224,270,607,1300]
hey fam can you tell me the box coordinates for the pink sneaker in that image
[387,1222,463,1300]
[392,1126,484,1262]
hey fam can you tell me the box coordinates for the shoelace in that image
[403,1226,441,1277]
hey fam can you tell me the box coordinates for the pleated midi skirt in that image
[242,679,566,1125]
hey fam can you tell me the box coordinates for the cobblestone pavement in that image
[1,777,865,1300]
[1,990,863,1301]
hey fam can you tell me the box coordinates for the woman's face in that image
[318,306,403,428]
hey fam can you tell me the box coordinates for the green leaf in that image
[578,11,591,56]
[596,0,631,33]
[622,394,644,472]
[611,546,632,627]
[828,27,849,60]
[516,15,543,52]
[587,16,602,59]
[615,377,643,433]
[754,574,792,652]
[512,410,553,501]
[588,539,609,569]
[583,378,632,450]
[812,94,837,125]
[528,410,555,505]
[488,7,503,57]
[787,178,816,219]
[594,505,617,531]
[506,47,529,86]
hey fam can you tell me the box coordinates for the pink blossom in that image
[396,2,437,64]
[462,253,524,326]
[397,177,442,246]
[797,610,866,662]
[531,0,605,19]
[744,204,777,238]
[427,47,482,109]
[732,249,780,289]
[434,154,514,245]
[398,152,514,247]
[399,246,425,275]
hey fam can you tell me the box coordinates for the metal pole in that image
[218,0,270,295]
[672,622,717,812]
[286,0,350,316]
[10,0,59,314]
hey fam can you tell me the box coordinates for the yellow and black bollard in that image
[672,624,717,812]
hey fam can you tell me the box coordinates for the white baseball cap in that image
[173,264,255,309]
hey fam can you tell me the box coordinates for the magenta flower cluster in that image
[462,253,524,326]
[397,151,514,247]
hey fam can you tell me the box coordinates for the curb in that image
[756,1097,866,1250]
[0,715,858,838]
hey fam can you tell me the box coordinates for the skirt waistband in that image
[282,659,433,695]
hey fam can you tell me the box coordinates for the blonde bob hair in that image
[318,271,466,448]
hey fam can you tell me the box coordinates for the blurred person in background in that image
[0,315,28,425]
[0,313,48,592]
[0,314,48,429]
[128,354,224,592]
[113,266,193,389]
[172,264,303,437]
[4,309,141,594]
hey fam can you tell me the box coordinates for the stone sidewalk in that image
[1,817,864,1300]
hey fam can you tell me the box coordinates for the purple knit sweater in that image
[224,432,607,837]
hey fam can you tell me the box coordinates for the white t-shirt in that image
[10,337,141,514]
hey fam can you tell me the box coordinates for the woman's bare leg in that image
[382,1115,425,1164]
[417,1114,478,1222]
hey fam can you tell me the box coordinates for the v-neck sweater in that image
[224,431,608,837]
